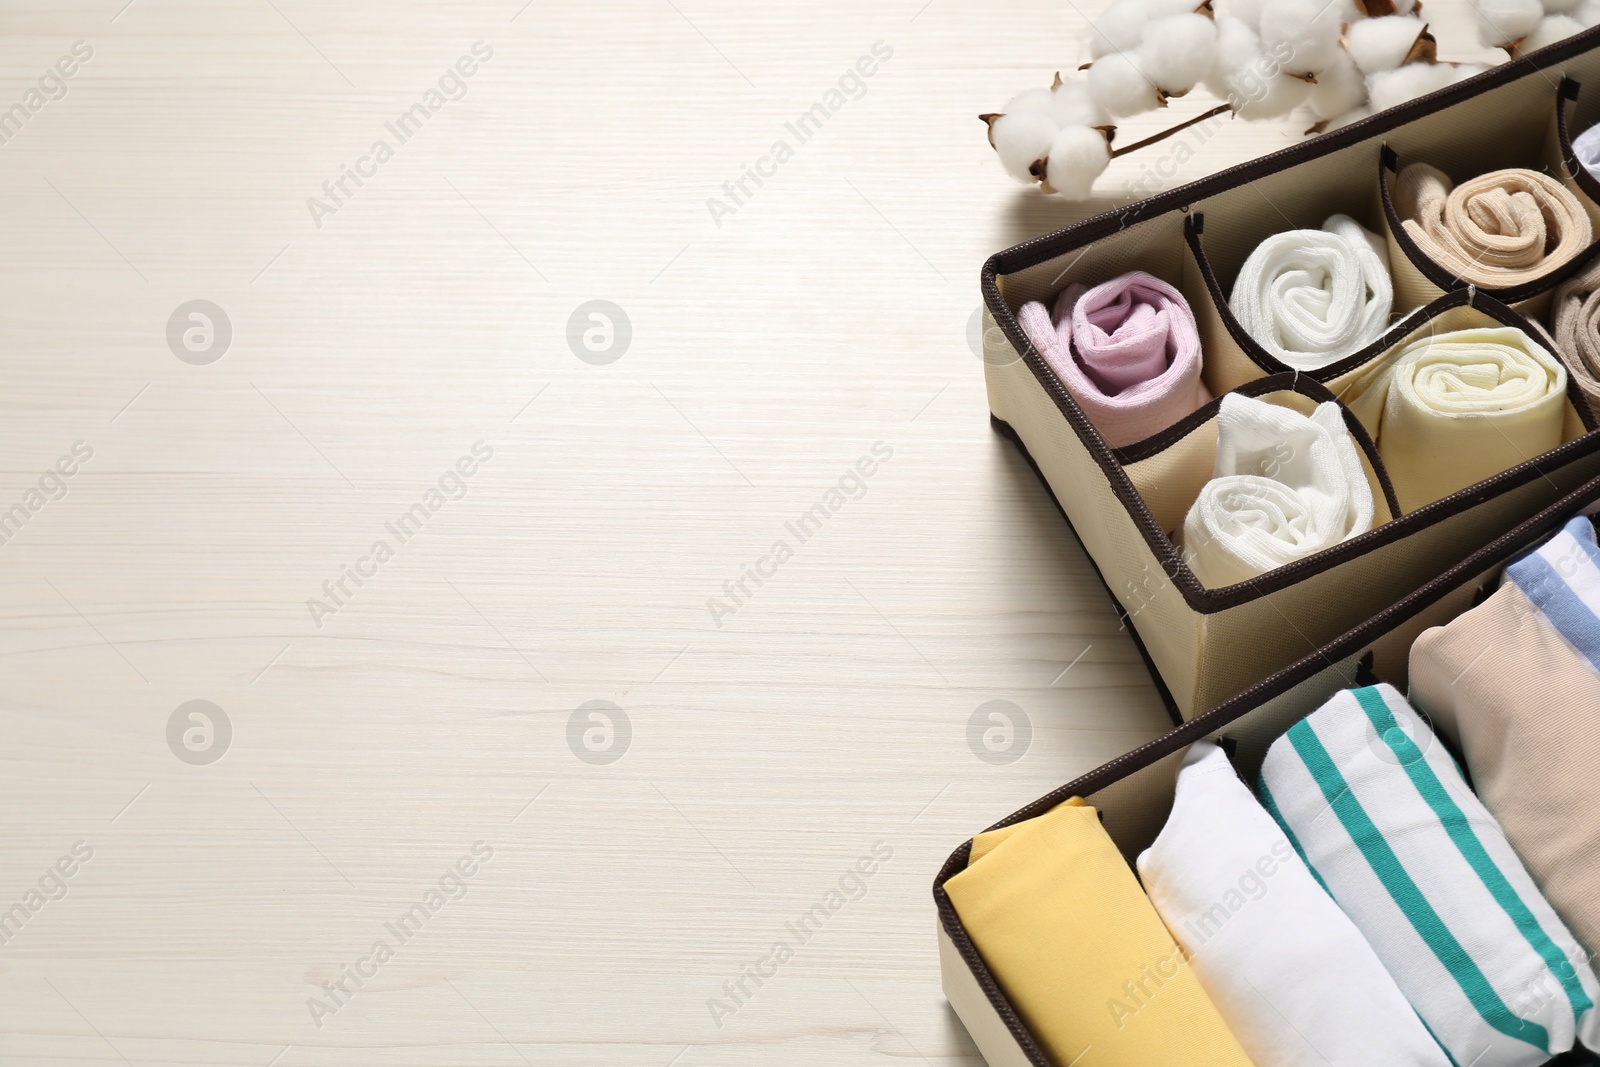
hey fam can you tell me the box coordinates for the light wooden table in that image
[0,2,1502,1064]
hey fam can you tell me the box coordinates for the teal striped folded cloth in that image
[1259,683,1600,1067]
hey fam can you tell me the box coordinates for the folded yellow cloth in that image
[1395,164,1591,289]
[944,799,1256,1067]
[1346,326,1568,511]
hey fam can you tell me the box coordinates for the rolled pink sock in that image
[1018,271,1210,448]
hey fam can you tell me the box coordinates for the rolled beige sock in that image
[1395,163,1591,289]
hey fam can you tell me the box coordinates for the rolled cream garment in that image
[942,798,1255,1067]
[1346,326,1568,512]
[1138,740,1453,1067]
[1410,516,1600,996]
[1549,253,1600,408]
[1228,213,1395,371]
[1259,684,1600,1067]
[1394,163,1592,289]
[1017,270,1211,449]
[1179,392,1375,588]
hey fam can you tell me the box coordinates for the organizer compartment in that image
[935,473,1600,1067]
[982,28,1600,719]
[1115,373,1399,556]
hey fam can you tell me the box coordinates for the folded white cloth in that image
[1139,740,1453,1067]
[1346,326,1569,512]
[1180,392,1375,587]
[1229,213,1394,371]
[1259,684,1600,1067]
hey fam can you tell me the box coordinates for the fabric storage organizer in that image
[934,472,1600,1067]
[980,26,1600,721]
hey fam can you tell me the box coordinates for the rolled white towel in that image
[1180,392,1375,587]
[1229,213,1394,371]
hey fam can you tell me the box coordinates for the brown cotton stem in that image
[1404,26,1438,64]
[1108,103,1233,158]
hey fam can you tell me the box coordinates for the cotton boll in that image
[1476,0,1544,46]
[1259,0,1344,75]
[1230,0,1269,29]
[1002,87,1056,116]
[1232,69,1311,116]
[1140,13,1219,94]
[1366,61,1459,111]
[1449,61,1491,81]
[990,111,1060,182]
[1090,0,1154,59]
[1202,15,1263,98]
[1048,77,1112,126]
[1309,49,1368,119]
[1326,104,1372,130]
[1517,12,1585,50]
[1043,125,1112,200]
[1344,16,1430,74]
[1087,51,1164,116]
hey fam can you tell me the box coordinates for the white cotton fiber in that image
[1090,0,1155,59]
[1207,17,1310,117]
[1002,87,1056,116]
[1449,61,1491,82]
[1203,15,1262,98]
[1367,61,1459,111]
[1545,0,1583,14]
[1048,77,1112,126]
[1344,16,1429,74]
[1087,51,1163,115]
[1326,104,1372,130]
[1230,0,1268,29]
[1044,125,1113,200]
[1581,0,1600,25]
[1309,48,1368,119]
[1476,0,1544,45]
[1235,70,1311,116]
[1140,13,1219,94]
[1259,0,1344,74]
[991,111,1059,182]
[1520,13,1585,50]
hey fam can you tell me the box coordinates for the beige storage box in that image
[981,30,1600,720]
[934,472,1600,1067]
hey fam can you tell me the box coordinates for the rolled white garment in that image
[1180,392,1375,587]
[1138,740,1454,1067]
[1229,213,1395,371]
[1346,326,1568,512]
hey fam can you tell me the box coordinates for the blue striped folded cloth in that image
[1259,683,1600,1067]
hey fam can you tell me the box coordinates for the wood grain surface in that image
[0,1,1504,1063]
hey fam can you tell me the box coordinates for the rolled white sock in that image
[1229,213,1393,371]
[1180,393,1375,587]
[1259,684,1600,1067]
[1139,740,1453,1067]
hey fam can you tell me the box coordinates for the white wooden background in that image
[0,2,1502,1064]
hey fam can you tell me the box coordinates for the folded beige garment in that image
[1409,516,1600,961]
[1345,326,1568,512]
[1396,164,1592,289]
